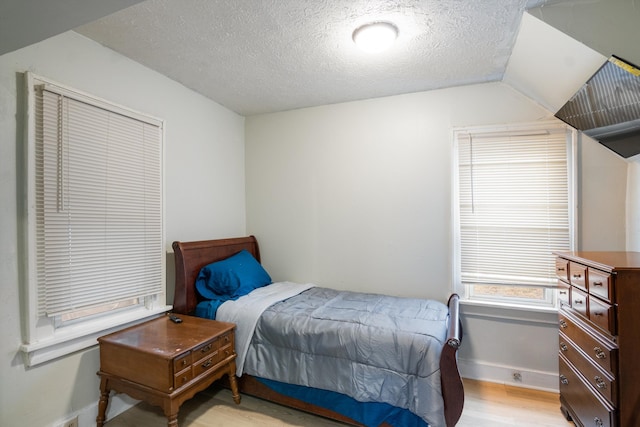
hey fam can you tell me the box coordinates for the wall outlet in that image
[61,415,78,427]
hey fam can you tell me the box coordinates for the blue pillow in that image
[195,249,272,300]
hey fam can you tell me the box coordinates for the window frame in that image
[452,121,577,310]
[20,72,170,366]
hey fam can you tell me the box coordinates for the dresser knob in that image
[560,343,568,352]
[594,376,607,389]
[594,417,603,427]
[559,320,568,329]
[594,347,606,359]
[559,374,569,385]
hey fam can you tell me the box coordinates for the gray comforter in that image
[240,286,450,426]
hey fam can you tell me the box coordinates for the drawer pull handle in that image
[593,281,603,287]
[181,359,187,366]
[594,347,606,359]
[594,311,604,317]
[573,274,582,279]
[574,299,583,305]
[557,267,565,272]
[560,343,568,352]
[594,376,607,389]
[594,417,603,427]
[559,290,567,295]
[559,374,569,385]
[559,320,568,329]
[201,344,212,353]
[182,376,188,383]
[202,359,212,368]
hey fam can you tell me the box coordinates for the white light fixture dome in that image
[352,22,398,54]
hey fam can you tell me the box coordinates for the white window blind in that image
[35,83,164,318]
[455,123,574,300]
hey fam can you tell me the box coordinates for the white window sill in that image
[459,299,558,326]
[20,305,172,367]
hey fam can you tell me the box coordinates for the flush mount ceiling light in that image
[352,21,398,54]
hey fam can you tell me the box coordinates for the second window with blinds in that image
[453,122,576,308]
[22,72,167,366]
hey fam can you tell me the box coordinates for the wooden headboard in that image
[172,236,261,314]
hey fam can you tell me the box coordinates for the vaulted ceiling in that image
[2,1,638,117]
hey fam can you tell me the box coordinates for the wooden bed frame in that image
[172,236,464,427]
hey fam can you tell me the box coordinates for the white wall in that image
[0,31,246,426]
[246,81,628,390]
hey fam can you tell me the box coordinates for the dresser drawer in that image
[589,297,616,336]
[571,287,588,319]
[559,355,615,427]
[559,310,618,377]
[588,269,612,303]
[556,258,569,282]
[569,262,588,290]
[558,281,571,307]
[559,332,617,406]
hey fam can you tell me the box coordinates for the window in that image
[453,121,576,308]
[21,73,168,366]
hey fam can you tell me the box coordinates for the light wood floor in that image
[105,379,574,427]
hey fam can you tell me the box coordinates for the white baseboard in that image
[60,393,139,427]
[458,357,559,393]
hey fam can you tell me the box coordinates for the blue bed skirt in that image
[255,377,429,427]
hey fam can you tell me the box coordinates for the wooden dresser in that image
[96,314,240,427]
[554,251,640,427]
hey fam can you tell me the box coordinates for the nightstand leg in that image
[167,413,178,427]
[96,376,110,427]
[228,362,241,404]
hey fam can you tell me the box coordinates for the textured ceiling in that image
[76,0,553,116]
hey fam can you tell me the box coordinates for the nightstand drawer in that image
[219,343,233,361]
[194,339,218,359]
[174,351,191,372]
[174,368,193,388]
[193,354,218,377]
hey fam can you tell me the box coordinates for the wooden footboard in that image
[172,237,465,426]
[440,294,464,427]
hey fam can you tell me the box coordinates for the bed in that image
[172,236,464,427]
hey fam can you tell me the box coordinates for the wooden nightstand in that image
[96,314,240,427]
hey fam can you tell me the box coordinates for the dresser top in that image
[98,314,234,358]
[555,251,640,272]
